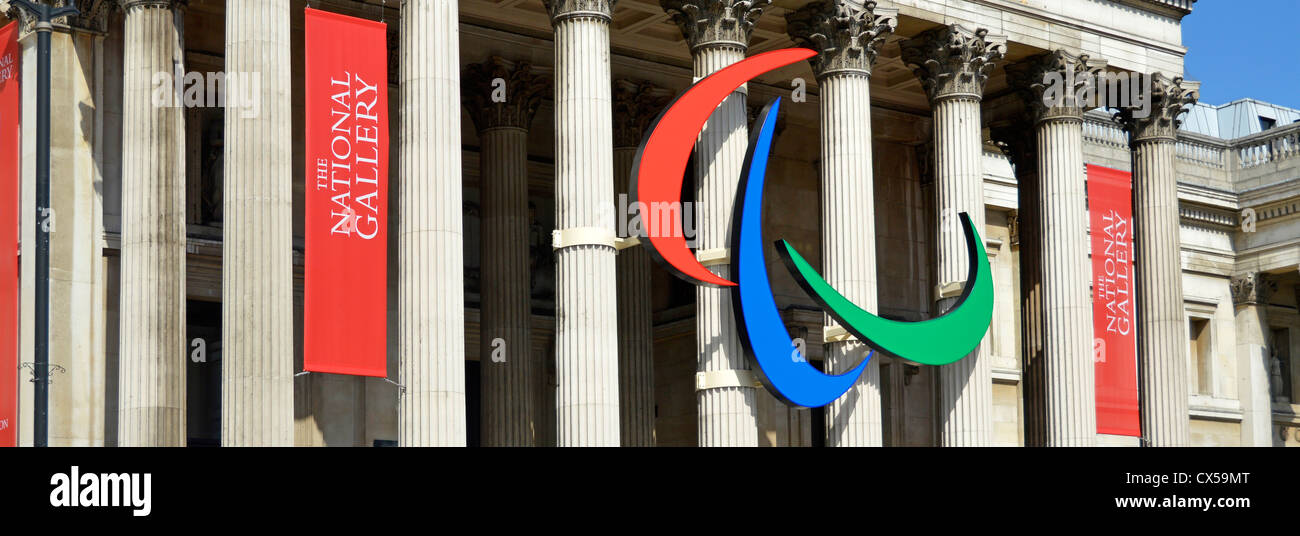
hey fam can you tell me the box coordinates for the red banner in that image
[1,21,20,447]
[1088,164,1140,437]
[304,9,388,377]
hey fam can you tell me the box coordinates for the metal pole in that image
[8,0,77,448]
[33,18,48,449]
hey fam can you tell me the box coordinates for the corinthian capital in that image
[1231,272,1275,306]
[1116,73,1199,143]
[462,57,551,132]
[1006,50,1108,123]
[543,0,616,24]
[612,80,673,148]
[785,0,897,78]
[899,24,1007,102]
[7,1,118,33]
[990,121,1037,171]
[660,0,771,51]
[118,0,186,10]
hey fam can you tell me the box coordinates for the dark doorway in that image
[810,358,825,447]
[466,359,481,447]
[186,300,221,446]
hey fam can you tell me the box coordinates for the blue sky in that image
[1183,0,1300,109]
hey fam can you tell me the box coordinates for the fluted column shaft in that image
[1017,157,1046,445]
[548,1,620,446]
[933,96,993,446]
[1120,74,1198,446]
[613,145,655,446]
[819,74,881,446]
[1004,51,1108,446]
[463,57,546,447]
[932,97,987,302]
[1131,137,1187,446]
[901,25,1006,447]
[692,44,757,447]
[479,127,534,446]
[119,1,186,447]
[222,0,292,446]
[1033,115,1096,445]
[787,0,896,447]
[662,0,770,447]
[399,0,468,446]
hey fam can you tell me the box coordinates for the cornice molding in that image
[1109,0,1196,20]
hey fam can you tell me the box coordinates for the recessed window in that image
[1260,117,1277,131]
[1188,318,1213,396]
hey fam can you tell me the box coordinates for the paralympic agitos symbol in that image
[630,48,995,409]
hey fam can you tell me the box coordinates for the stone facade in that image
[4,0,1298,447]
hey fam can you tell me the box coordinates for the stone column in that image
[463,57,548,446]
[222,0,292,446]
[901,25,1005,447]
[661,0,770,448]
[545,0,621,446]
[612,80,669,446]
[1003,51,1105,446]
[1117,74,1198,447]
[117,0,187,447]
[12,9,114,447]
[1232,272,1274,447]
[399,0,468,446]
[991,120,1048,446]
[786,0,896,447]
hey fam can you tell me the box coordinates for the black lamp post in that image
[4,0,79,448]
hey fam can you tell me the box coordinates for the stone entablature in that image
[881,0,1190,75]
[1114,0,1197,19]
[1083,110,1300,192]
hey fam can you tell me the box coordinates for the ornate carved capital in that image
[660,0,771,51]
[1006,50,1107,124]
[990,120,1037,172]
[118,0,185,11]
[3,5,27,31]
[1115,72,1198,144]
[785,0,897,79]
[899,24,1007,103]
[8,0,111,34]
[612,79,672,148]
[1231,272,1276,306]
[543,0,615,24]
[462,57,550,132]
